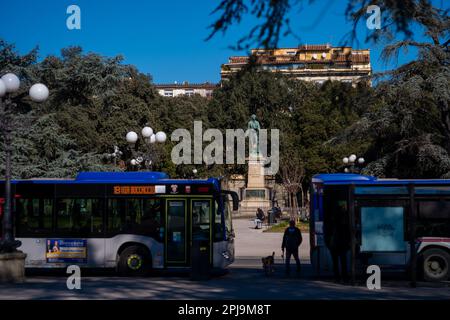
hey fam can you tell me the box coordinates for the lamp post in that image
[188,168,198,179]
[107,145,123,166]
[126,126,167,171]
[342,154,365,174]
[0,73,49,253]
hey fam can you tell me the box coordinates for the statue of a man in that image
[247,114,261,157]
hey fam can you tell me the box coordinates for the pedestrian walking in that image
[324,200,351,283]
[281,220,303,276]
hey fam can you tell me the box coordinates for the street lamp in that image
[342,154,365,174]
[107,146,123,166]
[126,126,166,171]
[0,73,49,253]
[126,131,139,145]
[189,168,198,179]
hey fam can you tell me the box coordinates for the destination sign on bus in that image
[113,186,155,195]
[111,184,209,195]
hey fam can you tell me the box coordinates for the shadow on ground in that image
[0,263,447,300]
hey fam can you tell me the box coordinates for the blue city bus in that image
[0,172,238,276]
[310,173,450,282]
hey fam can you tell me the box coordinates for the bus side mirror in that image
[222,191,239,211]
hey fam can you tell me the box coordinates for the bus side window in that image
[55,198,103,235]
[416,201,450,237]
[16,198,53,236]
[108,198,162,241]
[192,200,211,241]
[141,198,162,241]
[108,198,125,232]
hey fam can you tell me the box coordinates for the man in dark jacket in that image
[282,220,303,276]
[324,200,351,282]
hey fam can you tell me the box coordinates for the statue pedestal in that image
[247,157,265,188]
[240,156,271,216]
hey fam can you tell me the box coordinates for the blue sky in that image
[0,0,446,83]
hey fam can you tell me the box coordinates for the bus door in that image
[191,199,213,265]
[165,199,188,266]
[164,198,213,267]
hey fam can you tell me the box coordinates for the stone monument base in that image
[239,188,271,217]
[0,251,27,283]
[239,155,271,217]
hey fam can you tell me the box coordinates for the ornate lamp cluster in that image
[126,127,167,171]
[342,154,365,174]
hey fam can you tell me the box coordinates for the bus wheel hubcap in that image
[426,256,446,276]
[127,255,143,270]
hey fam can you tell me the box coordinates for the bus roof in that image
[7,172,221,191]
[312,173,450,185]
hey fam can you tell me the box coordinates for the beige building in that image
[221,44,371,85]
[155,82,217,98]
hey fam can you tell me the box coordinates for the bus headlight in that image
[222,251,230,260]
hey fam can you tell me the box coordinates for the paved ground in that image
[0,219,449,300]
[234,216,310,264]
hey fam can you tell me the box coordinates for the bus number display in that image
[113,186,155,195]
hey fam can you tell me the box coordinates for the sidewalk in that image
[1,219,449,299]
[234,218,310,263]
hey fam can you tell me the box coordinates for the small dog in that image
[262,252,275,276]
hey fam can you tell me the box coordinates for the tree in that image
[280,155,305,219]
[206,0,448,49]
[330,3,449,178]
[0,114,114,179]
[0,42,116,179]
[208,68,370,184]
[207,0,449,180]
[333,45,450,178]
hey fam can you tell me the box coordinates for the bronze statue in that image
[247,114,261,157]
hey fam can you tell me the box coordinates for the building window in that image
[164,90,173,97]
[185,89,194,97]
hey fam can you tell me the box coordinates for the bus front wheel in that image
[118,245,152,276]
[420,248,450,282]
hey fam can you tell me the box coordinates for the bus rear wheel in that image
[118,245,152,276]
[421,248,450,282]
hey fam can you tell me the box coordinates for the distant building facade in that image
[221,44,371,85]
[155,82,217,98]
